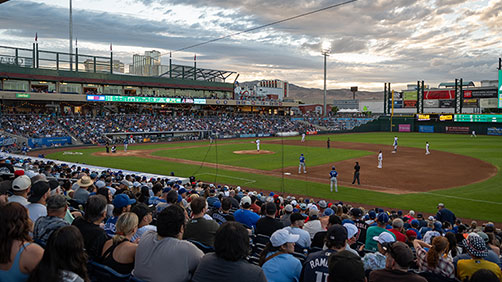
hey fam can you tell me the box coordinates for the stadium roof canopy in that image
[160,64,236,82]
[438,81,475,88]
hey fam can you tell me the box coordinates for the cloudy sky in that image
[0,0,500,91]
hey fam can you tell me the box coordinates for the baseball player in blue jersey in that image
[330,166,338,192]
[123,138,128,152]
[298,153,306,173]
[392,136,398,153]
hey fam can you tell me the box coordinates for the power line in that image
[165,0,358,55]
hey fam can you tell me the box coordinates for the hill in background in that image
[239,81,384,104]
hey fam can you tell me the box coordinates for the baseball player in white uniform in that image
[256,139,260,151]
[329,166,338,192]
[298,153,306,173]
[301,133,306,142]
[377,150,383,168]
[425,141,430,155]
[471,130,477,137]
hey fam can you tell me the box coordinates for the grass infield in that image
[47,132,502,223]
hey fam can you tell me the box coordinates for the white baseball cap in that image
[12,175,31,191]
[373,232,395,244]
[270,229,300,247]
[343,223,359,239]
[240,196,251,206]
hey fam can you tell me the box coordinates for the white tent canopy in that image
[337,108,360,113]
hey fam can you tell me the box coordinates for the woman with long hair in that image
[97,187,114,219]
[0,202,44,282]
[28,226,89,282]
[444,232,459,258]
[101,212,138,274]
[413,236,455,279]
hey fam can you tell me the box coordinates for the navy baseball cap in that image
[178,188,187,195]
[377,212,389,223]
[112,194,136,209]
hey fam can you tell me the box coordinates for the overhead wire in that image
[163,0,358,55]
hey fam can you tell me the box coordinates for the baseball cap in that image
[178,188,187,195]
[285,204,293,213]
[264,202,277,214]
[290,212,306,223]
[343,223,358,239]
[477,232,489,243]
[240,196,251,206]
[463,233,488,258]
[350,208,362,218]
[309,208,319,218]
[12,175,31,191]
[377,212,389,223]
[120,179,132,188]
[95,180,106,189]
[433,221,442,230]
[326,224,348,243]
[373,231,396,244]
[437,203,444,208]
[28,181,50,203]
[417,213,423,219]
[411,219,419,227]
[318,200,327,209]
[368,210,376,219]
[213,200,221,209]
[328,250,365,282]
[112,194,136,209]
[270,229,299,247]
[46,194,67,210]
[300,203,307,210]
[323,208,334,217]
[386,242,414,267]
[405,230,417,238]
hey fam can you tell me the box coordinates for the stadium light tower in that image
[69,0,73,71]
[321,41,331,116]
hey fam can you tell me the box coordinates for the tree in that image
[331,106,339,115]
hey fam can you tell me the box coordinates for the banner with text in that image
[28,136,72,148]
[445,126,470,134]
[487,127,502,136]
[398,124,411,132]
[419,125,434,133]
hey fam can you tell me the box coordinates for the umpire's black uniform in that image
[352,162,360,184]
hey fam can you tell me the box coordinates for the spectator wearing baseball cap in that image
[304,208,323,239]
[350,207,369,248]
[364,212,395,252]
[8,175,31,206]
[363,231,396,271]
[192,222,266,282]
[233,196,260,229]
[409,219,423,240]
[369,241,427,282]
[131,203,156,242]
[284,213,311,248]
[210,197,235,225]
[104,193,136,236]
[255,202,283,237]
[436,203,456,225]
[301,224,347,281]
[27,181,51,223]
[343,223,360,257]
[260,229,301,282]
[280,204,294,226]
[33,194,70,247]
[328,250,365,282]
[456,233,502,281]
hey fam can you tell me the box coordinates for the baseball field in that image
[40,132,502,223]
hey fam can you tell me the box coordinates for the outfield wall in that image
[350,116,502,135]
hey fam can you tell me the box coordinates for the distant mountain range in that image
[240,81,383,104]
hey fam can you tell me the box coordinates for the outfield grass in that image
[151,143,373,170]
[47,132,502,223]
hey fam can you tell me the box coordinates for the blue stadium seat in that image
[187,239,214,253]
[87,261,131,282]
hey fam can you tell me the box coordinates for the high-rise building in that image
[130,50,161,76]
[83,59,124,73]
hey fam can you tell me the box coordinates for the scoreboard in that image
[454,114,502,123]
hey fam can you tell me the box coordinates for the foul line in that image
[421,192,502,205]
[197,173,257,185]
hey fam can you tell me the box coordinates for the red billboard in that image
[404,100,417,108]
[424,89,455,100]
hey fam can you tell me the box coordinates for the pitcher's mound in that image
[93,151,141,157]
[233,150,275,155]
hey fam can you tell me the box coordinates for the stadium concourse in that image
[0,154,501,282]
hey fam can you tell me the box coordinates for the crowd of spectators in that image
[0,155,501,282]
[0,114,68,139]
[305,117,374,131]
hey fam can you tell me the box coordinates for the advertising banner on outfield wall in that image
[439,100,455,108]
[480,98,498,108]
[446,126,470,134]
[463,88,498,98]
[419,125,434,133]
[424,90,455,100]
[403,91,417,100]
[424,100,439,108]
[463,98,479,108]
[398,124,411,132]
[404,100,417,108]
[487,127,502,136]
[0,137,16,146]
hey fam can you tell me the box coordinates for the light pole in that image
[69,0,73,71]
[321,46,330,116]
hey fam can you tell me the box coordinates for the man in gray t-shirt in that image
[133,205,203,282]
